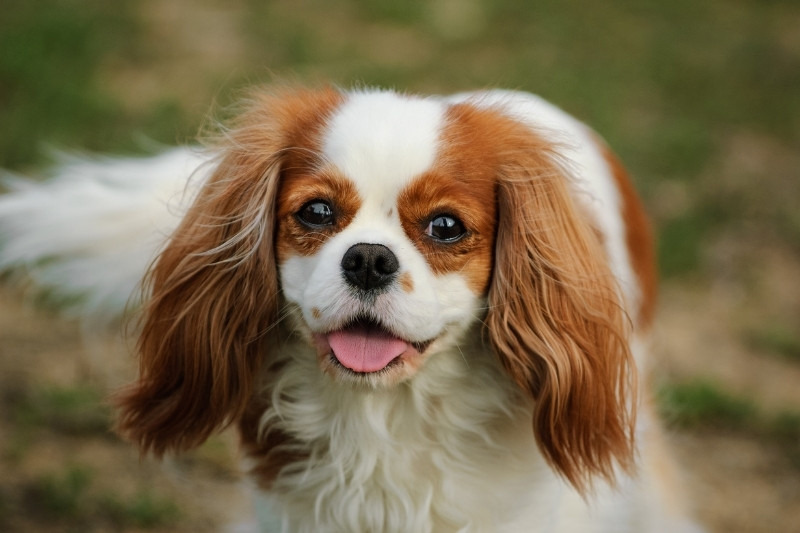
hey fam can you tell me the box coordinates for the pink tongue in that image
[328,326,409,373]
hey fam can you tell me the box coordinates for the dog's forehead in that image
[320,91,445,202]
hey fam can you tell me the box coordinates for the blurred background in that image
[0,0,798,531]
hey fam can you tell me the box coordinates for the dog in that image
[0,86,702,532]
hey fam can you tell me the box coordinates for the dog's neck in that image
[241,327,562,533]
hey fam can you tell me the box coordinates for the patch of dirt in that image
[673,431,800,533]
[0,287,252,533]
[650,246,800,533]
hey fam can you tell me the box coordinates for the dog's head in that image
[116,87,636,491]
[277,90,499,388]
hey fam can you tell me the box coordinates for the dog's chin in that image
[312,317,436,388]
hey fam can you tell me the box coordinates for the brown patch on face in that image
[596,139,658,329]
[240,86,353,264]
[311,307,322,320]
[399,271,414,293]
[276,167,361,262]
[397,105,504,295]
[227,88,357,266]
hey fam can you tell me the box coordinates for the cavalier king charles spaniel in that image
[0,86,703,533]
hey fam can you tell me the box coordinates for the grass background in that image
[1,0,799,532]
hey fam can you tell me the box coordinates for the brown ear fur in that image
[114,87,343,456]
[480,108,637,492]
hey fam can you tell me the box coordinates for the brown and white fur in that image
[0,86,701,533]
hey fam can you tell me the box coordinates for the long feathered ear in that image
[484,116,637,493]
[114,87,343,456]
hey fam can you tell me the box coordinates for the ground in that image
[1,254,799,532]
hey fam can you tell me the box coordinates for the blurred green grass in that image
[0,0,196,167]
[747,322,800,361]
[0,380,182,531]
[659,380,759,430]
[2,0,797,280]
[19,464,180,529]
[9,384,110,436]
[1,0,136,167]
[659,380,800,467]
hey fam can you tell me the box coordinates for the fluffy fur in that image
[0,86,702,533]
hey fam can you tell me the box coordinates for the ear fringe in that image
[114,87,344,456]
[485,120,637,493]
[114,155,283,456]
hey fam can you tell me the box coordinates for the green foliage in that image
[747,323,800,361]
[657,211,709,279]
[0,0,135,168]
[27,465,93,520]
[1,0,798,278]
[770,411,800,444]
[659,380,800,468]
[770,411,800,468]
[659,380,758,430]
[11,384,111,436]
[19,464,181,529]
[351,0,427,24]
[0,490,8,525]
[0,0,197,169]
[657,203,728,279]
[100,491,181,529]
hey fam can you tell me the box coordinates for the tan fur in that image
[396,170,497,294]
[440,103,640,493]
[399,271,415,293]
[276,166,362,262]
[114,87,343,456]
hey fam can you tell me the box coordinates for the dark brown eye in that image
[297,201,335,227]
[425,214,466,242]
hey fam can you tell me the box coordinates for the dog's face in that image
[276,92,497,386]
[116,87,636,492]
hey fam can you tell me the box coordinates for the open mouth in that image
[317,316,433,374]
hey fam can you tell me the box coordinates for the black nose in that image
[341,243,399,292]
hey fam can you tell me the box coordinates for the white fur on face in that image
[278,91,483,355]
[322,90,443,200]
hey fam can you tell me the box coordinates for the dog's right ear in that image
[114,87,344,456]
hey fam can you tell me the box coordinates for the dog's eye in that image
[297,201,335,227]
[426,214,466,242]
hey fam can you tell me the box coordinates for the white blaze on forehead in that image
[321,90,444,201]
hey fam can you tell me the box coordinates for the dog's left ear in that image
[483,113,637,493]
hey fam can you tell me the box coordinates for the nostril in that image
[341,251,363,273]
[374,250,399,276]
[341,243,399,292]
